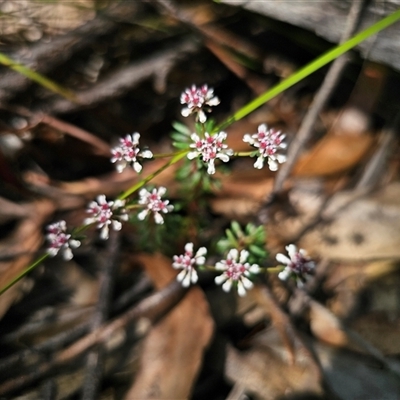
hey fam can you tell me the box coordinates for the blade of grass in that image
[215,9,400,131]
[0,53,79,103]
[0,253,49,296]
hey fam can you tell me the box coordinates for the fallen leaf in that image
[0,199,55,319]
[124,253,214,399]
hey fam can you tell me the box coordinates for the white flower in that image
[243,124,287,171]
[214,249,260,297]
[172,242,207,287]
[138,187,174,224]
[187,131,233,174]
[180,84,220,123]
[111,133,153,173]
[46,220,80,260]
[84,195,128,240]
[276,244,315,287]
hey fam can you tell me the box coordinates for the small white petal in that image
[187,151,200,160]
[239,250,249,264]
[112,220,122,231]
[254,157,264,169]
[286,244,297,258]
[215,262,227,271]
[276,253,291,265]
[132,132,140,143]
[228,249,238,260]
[207,162,216,175]
[249,264,260,274]
[276,154,287,164]
[184,242,194,253]
[181,107,191,117]
[268,158,279,171]
[157,187,167,196]
[100,226,109,240]
[198,110,207,123]
[243,134,254,144]
[207,96,220,106]
[69,240,81,249]
[217,153,230,163]
[141,150,153,159]
[84,217,96,226]
[237,281,247,297]
[137,209,148,221]
[222,280,232,293]
[63,248,73,260]
[195,256,206,265]
[196,247,207,257]
[278,268,291,281]
[191,270,199,284]
[116,162,126,173]
[133,162,142,173]
[154,212,164,224]
[47,248,59,257]
[96,194,106,204]
[241,277,254,289]
[215,274,227,284]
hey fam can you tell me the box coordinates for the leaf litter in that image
[0,1,400,399]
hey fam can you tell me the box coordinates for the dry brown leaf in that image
[124,253,214,399]
[312,341,400,400]
[309,299,349,347]
[351,313,400,355]
[300,182,400,260]
[293,133,374,177]
[225,328,323,400]
[0,199,55,319]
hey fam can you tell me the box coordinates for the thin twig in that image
[40,39,198,114]
[272,0,367,195]
[0,280,185,397]
[0,2,142,104]
[355,111,400,190]
[81,231,119,400]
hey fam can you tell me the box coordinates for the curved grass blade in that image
[215,9,400,131]
[0,52,79,103]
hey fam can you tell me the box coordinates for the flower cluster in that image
[215,249,260,296]
[180,84,220,123]
[188,132,233,174]
[172,242,207,287]
[276,244,316,287]
[138,187,174,224]
[243,124,287,171]
[111,133,153,173]
[172,245,260,296]
[84,195,128,240]
[46,221,81,260]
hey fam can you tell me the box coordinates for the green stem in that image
[0,53,79,103]
[0,253,49,296]
[215,9,400,131]
[117,150,188,200]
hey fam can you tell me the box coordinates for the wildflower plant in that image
[1,82,316,298]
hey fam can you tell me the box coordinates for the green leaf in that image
[172,121,191,135]
[231,221,243,238]
[172,141,190,149]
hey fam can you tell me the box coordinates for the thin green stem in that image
[0,53,79,103]
[215,9,400,132]
[117,150,188,200]
[0,253,49,296]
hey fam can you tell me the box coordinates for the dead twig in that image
[0,2,142,104]
[40,39,198,114]
[272,0,367,195]
[81,231,119,400]
[0,279,186,397]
